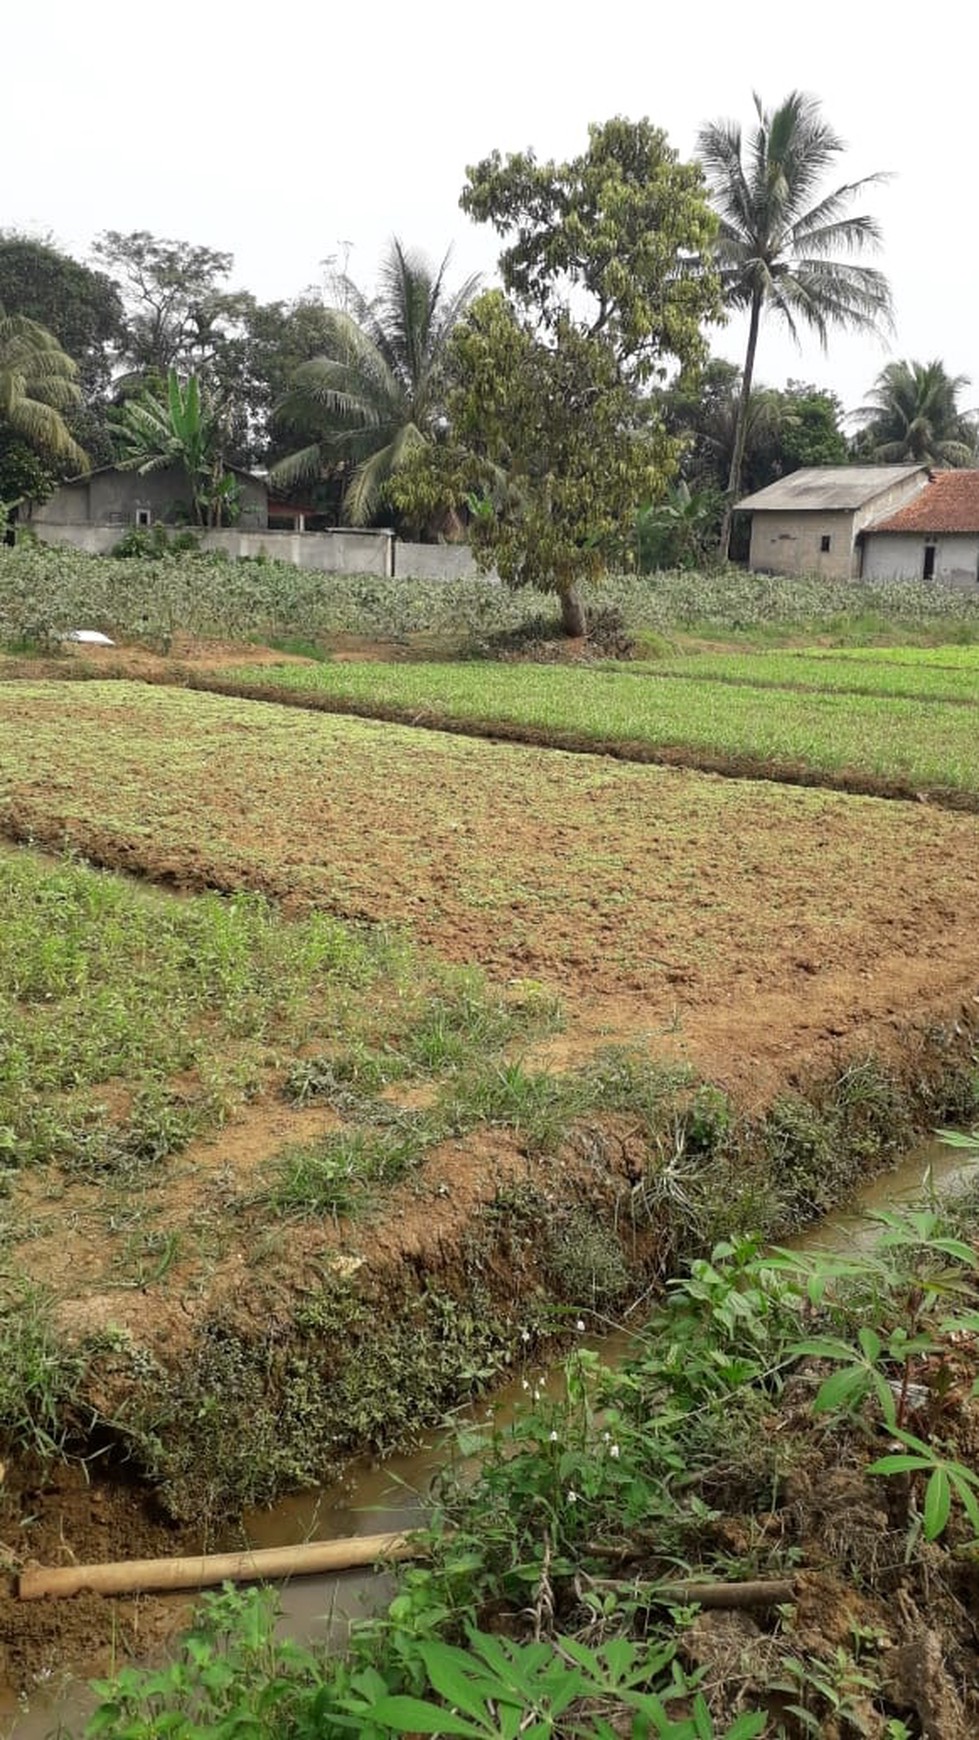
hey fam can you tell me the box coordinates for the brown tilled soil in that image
[3,677,979,1105]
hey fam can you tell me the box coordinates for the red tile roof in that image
[870,470,979,534]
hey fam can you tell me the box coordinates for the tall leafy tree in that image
[270,240,479,524]
[390,292,674,634]
[93,231,252,385]
[111,370,237,527]
[0,306,88,485]
[461,116,719,383]
[394,122,720,634]
[697,91,891,553]
[854,359,977,466]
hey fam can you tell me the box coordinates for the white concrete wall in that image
[862,533,979,588]
[31,523,395,577]
[395,540,498,582]
[29,523,500,581]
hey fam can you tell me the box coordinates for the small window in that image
[820,534,831,554]
[134,507,152,529]
[923,543,936,580]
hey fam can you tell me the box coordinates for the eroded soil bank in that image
[2,1008,979,1705]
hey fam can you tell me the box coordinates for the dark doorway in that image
[922,544,936,580]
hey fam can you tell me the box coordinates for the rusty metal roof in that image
[736,466,927,513]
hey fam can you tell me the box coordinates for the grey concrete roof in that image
[735,466,927,512]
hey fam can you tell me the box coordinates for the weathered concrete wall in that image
[747,471,931,580]
[200,529,393,575]
[863,533,979,588]
[30,522,396,576]
[394,541,498,582]
[747,509,859,580]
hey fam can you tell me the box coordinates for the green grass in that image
[640,647,979,703]
[214,656,979,797]
[0,845,542,1177]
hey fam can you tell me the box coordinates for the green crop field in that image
[643,647,979,703]
[211,655,979,799]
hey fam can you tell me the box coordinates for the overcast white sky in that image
[5,0,975,421]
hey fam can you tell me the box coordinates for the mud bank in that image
[2,1012,978,1700]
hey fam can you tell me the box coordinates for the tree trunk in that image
[559,583,587,638]
[719,289,763,562]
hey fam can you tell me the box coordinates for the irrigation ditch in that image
[3,992,979,1721]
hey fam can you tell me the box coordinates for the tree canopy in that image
[0,305,88,487]
[271,239,479,525]
[461,117,721,380]
[854,359,977,467]
[393,120,722,630]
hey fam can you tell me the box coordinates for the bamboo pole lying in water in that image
[18,1530,422,1601]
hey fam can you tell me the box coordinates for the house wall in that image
[747,510,858,580]
[747,471,929,580]
[32,468,268,530]
[862,533,979,588]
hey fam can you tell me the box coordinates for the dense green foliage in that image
[7,545,979,649]
[0,303,89,494]
[461,117,721,380]
[79,1182,979,1737]
[271,239,480,526]
[854,358,978,465]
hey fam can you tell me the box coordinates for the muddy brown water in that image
[3,1135,977,1738]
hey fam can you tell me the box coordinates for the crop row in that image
[215,656,979,797]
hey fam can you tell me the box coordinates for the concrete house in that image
[736,466,928,580]
[861,471,979,588]
[30,464,269,540]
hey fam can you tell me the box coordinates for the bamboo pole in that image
[19,1530,423,1602]
[592,1576,797,1609]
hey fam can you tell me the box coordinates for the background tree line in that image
[2,90,976,610]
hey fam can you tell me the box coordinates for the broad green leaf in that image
[365,1695,485,1735]
[812,1364,867,1413]
[923,1466,952,1539]
[866,1453,930,1475]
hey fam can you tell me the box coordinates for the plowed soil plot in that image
[4,681,979,1094]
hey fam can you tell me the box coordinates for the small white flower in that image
[576,1318,585,1332]
[609,1444,620,1460]
[567,1489,579,1504]
[532,1388,541,1402]
[549,1430,559,1442]
[521,1378,530,1391]
[521,1328,531,1343]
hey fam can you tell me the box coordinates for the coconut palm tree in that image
[855,359,977,467]
[697,91,892,554]
[0,304,89,474]
[270,239,480,525]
